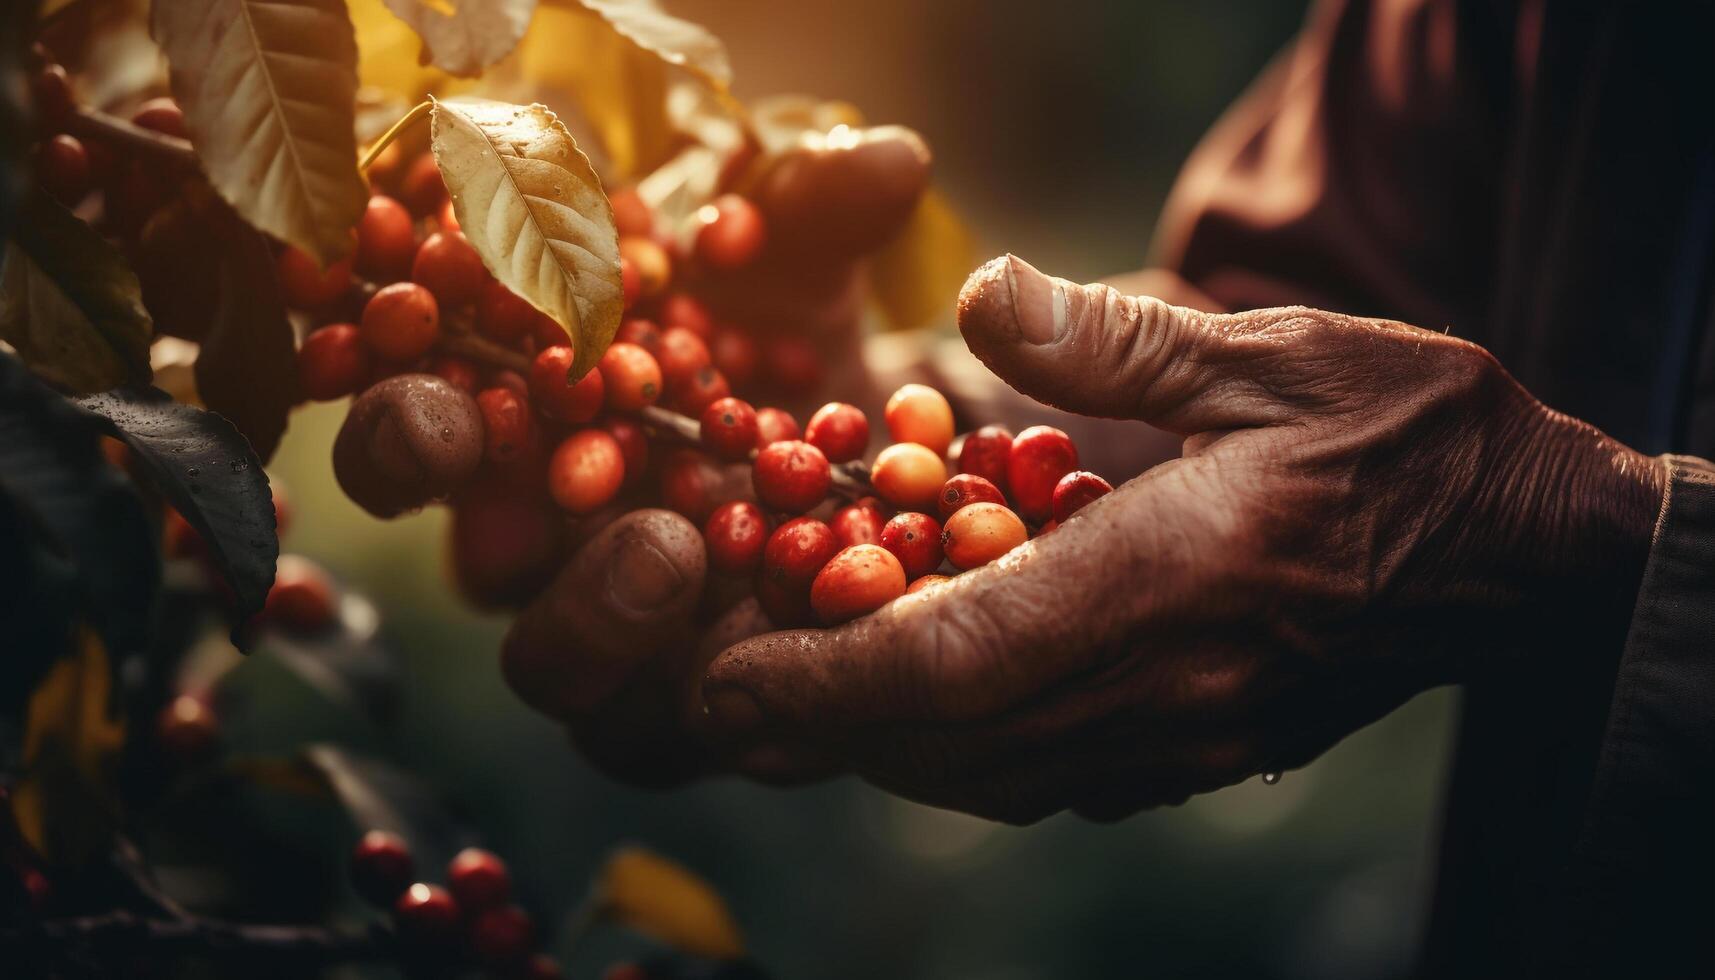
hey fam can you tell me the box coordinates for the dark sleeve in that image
[1148,0,1517,330]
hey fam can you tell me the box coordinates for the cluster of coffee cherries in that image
[350,833,562,978]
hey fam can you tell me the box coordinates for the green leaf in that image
[72,386,278,632]
[153,0,368,266]
[431,96,622,380]
[380,0,537,78]
[0,192,153,394]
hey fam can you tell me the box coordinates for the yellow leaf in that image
[11,632,126,866]
[379,0,535,77]
[869,188,979,330]
[563,0,731,91]
[431,97,622,380]
[348,0,471,100]
[597,846,744,960]
[154,0,368,265]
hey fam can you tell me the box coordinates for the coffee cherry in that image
[394,883,461,946]
[356,194,417,280]
[669,365,730,417]
[476,387,534,465]
[264,555,337,632]
[1053,470,1113,523]
[811,544,906,625]
[906,574,950,594]
[879,512,943,580]
[31,63,73,133]
[1007,426,1078,523]
[349,830,414,907]
[478,279,545,342]
[805,402,870,463]
[619,236,672,298]
[437,197,459,232]
[490,369,529,398]
[333,374,483,517]
[156,694,219,763]
[613,318,664,360]
[659,293,714,339]
[1035,518,1058,537]
[765,335,822,395]
[755,407,801,447]
[754,573,810,626]
[428,354,480,394]
[657,326,712,389]
[658,448,723,523]
[277,245,354,310]
[548,430,625,514]
[360,282,439,361]
[885,384,954,456]
[869,442,947,511]
[599,416,649,485]
[936,473,1005,521]
[753,440,830,513]
[941,501,1027,570]
[530,345,605,423]
[620,256,640,309]
[298,323,372,401]
[400,153,447,216]
[446,847,510,910]
[609,187,653,237]
[763,517,839,586]
[704,501,768,575]
[831,499,885,547]
[694,194,767,270]
[598,342,663,412]
[525,954,567,980]
[450,478,561,609]
[710,325,760,389]
[700,397,759,460]
[35,134,90,206]
[131,97,188,138]
[956,425,1014,492]
[412,231,487,308]
[469,905,533,966]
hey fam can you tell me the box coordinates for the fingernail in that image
[703,684,766,734]
[1006,254,1064,345]
[605,537,683,614]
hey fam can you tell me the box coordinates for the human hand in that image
[696,255,1667,823]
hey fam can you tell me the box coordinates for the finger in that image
[752,124,931,262]
[501,508,706,719]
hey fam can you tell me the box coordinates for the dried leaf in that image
[565,0,731,91]
[596,845,744,960]
[869,188,978,330]
[11,633,126,866]
[431,96,621,379]
[380,0,536,78]
[153,0,367,265]
[0,191,152,394]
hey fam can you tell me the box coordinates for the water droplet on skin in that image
[1261,771,1281,785]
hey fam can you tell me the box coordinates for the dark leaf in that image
[257,591,400,725]
[71,385,277,631]
[0,494,81,730]
[0,352,158,658]
[0,2,31,245]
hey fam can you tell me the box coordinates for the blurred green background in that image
[260,1,1461,977]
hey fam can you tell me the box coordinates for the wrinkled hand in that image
[696,256,1667,822]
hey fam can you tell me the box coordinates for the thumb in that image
[957,255,1306,434]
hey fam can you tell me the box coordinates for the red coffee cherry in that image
[764,335,822,395]
[478,279,547,342]
[753,440,830,513]
[156,694,219,763]
[412,230,487,308]
[356,194,417,280]
[450,478,561,609]
[428,354,480,394]
[941,502,1028,570]
[810,544,906,626]
[598,416,649,485]
[879,512,944,580]
[704,501,768,575]
[700,396,759,460]
[277,246,354,310]
[658,448,724,523]
[598,342,664,412]
[956,424,1014,493]
[762,516,840,586]
[906,574,950,594]
[489,369,529,399]
[349,830,414,907]
[394,883,461,946]
[804,402,870,463]
[298,323,372,401]
[530,345,605,423]
[131,97,188,138]
[831,499,886,548]
[1007,426,1078,523]
[469,905,534,966]
[446,847,510,911]
[436,197,458,231]
[360,282,439,362]
[619,236,672,298]
[35,133,90,206]
[1053,470,1114,523]
[476,386,534,465]
[709,325,760,389]
[263,555,337,632]
[657,327,712,389]
[694,194,767,270]
[609,187,653,237]
[936,473,1006,521]
[400,153,447,216]
[885,384,955,456]
[669,365,730,417]
[548,430,625,514]
[620,256,640,309]
[755,407,801,447]
[869,443,947,512]
[614,318,665,359]
[658,293,714,339]
[31,63,74,133]
[1035,518,1058,537]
